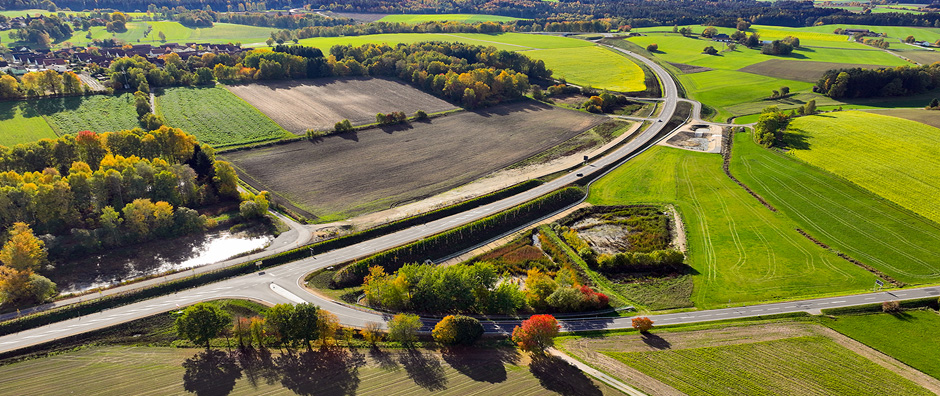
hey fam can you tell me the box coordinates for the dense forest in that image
[815,64,940,99]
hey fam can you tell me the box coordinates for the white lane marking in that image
[270,283,307,304]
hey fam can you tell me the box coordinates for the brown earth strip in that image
[222,101,604,221]
[738,59,897,83]
[721,129,777,212]
[668,62,712,74]
[226,77,459,134]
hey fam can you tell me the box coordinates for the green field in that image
[156,85,293,147]
[606,336,932,395]
[0,345,621,395]
[29,94,141,135]
[785,111,940,225]
[55,21,276,48]
[587,145,872,307]
[294,33,644,92]
[523,46,646,92]
[731,131,940,284]
[825,310,940,379]
[377,13,521,23]
[0,102,57,146]
[621,30,909,120]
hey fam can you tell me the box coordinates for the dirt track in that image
[223,101,603,221]
[226,78,458,134]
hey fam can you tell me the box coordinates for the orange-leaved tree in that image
[632,316,654,333]
[511,314,560,353]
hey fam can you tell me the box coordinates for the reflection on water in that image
[54,231,273,294]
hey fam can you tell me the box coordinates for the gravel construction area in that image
[223,101,603,221]
[226,77,459,134]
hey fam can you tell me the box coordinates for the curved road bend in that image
[0,47,704,353]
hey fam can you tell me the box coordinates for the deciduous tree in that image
[175,303,232,349]
[432,315,483,345]
[632,316,654,333]
[388,313,422,346]
[511,314,559,353]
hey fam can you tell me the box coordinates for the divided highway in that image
[0,47,924,355]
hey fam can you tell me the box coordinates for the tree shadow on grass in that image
[276,346,366,396]
[529,354,603,396]
[441,346,520,384]
[781,127,811,150]
[398,348,448,391]
[640,333,672,350]
[182,349,243,396]
[368,346,400,371]
[236,347,280,389]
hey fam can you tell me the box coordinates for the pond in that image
[53,231,274,294]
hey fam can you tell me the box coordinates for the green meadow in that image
[295,32,645,92]
[377,14,521,23]
[56,21,275,47]
[824,310,940,379]
[731,130,940,284]
[0,102,58,146]
[587,145,872,307]
[784,111,940,225]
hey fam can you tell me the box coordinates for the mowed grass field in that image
[29,93,141,135]
[0,102,58,146]
[738,59,900,83]
[225,78,458,133]
[377,13,521,23]
[156,85,293,147]
[0,345,621,395]
[731,131,940,284]
[293,32,646,93]
[607,336,930,395]
[223,101,602,221]
[864,108,940,129]
[587,145,872,307]
[785,111,940,225]
[6,21,278,48]
[824,310,940,379]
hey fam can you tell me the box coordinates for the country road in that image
[0,46,913,355]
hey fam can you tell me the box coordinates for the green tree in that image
[701,27,718,38]
[266,303,295,347]
[212,161,239,200]
[432,315,484,345]
[388,313,422,346]
[928,98,939,109]
[703,46,718,55]
[175,303,232,349]
[291,303,321,350]
[755,107,790,147]
[646,43,658,52]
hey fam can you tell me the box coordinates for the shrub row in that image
[0,179,545,337]
[594,250,685,273]
[332,187,586,288]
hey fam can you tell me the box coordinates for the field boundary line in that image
[548,348,647,396]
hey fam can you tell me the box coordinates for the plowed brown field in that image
[222,101,603,221]
[225,78,459,134]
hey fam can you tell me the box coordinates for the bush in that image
[632,316,654,333]
[414,110,428,120]
[334,119,353,133]
[432,315,484,345]
[646,43,658,52]
[882,300,900,313]
[595,249,685,273]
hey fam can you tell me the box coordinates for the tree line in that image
[815,64,940,99]
[269,20,508,44]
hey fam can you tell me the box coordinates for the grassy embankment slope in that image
[622,26,911,120]
[785,111,940,225]
[156,85,294,147]
[587,145,872,307]
[824,310,940,379]
[731,125,940,285]
[294,32,647,93]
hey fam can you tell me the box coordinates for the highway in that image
[0,46,920,354]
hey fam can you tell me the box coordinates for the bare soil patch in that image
[893,49,940,65]
[738,59,896,82]
[864,108,940,129]
[668,62,713,74]
[223,101,603,221]
[225,77,459,134]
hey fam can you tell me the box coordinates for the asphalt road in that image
[0,47,920,354]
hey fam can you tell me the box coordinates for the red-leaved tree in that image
[632,316,654,333]
[511,314,560,353]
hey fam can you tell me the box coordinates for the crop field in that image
[864,108,940,129]
[824,310,940,379]
[225,78,459,133]
[523,46,646,92]
[682,70,814,120]
[27,93,141,135]
[606,334,931,395]
[55,21,275,48]
[738,59,898,82]
[587,145,872,306]
[785,111,940,225]
[892,48,940,65]
[731,131,940,284]
[156,85,293,147]
[223,101,602,221]
[0,102,57,146]
[801,25,940,44]
[0,345,620,395]
[293,33,643,92]
[377,14,521,23]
